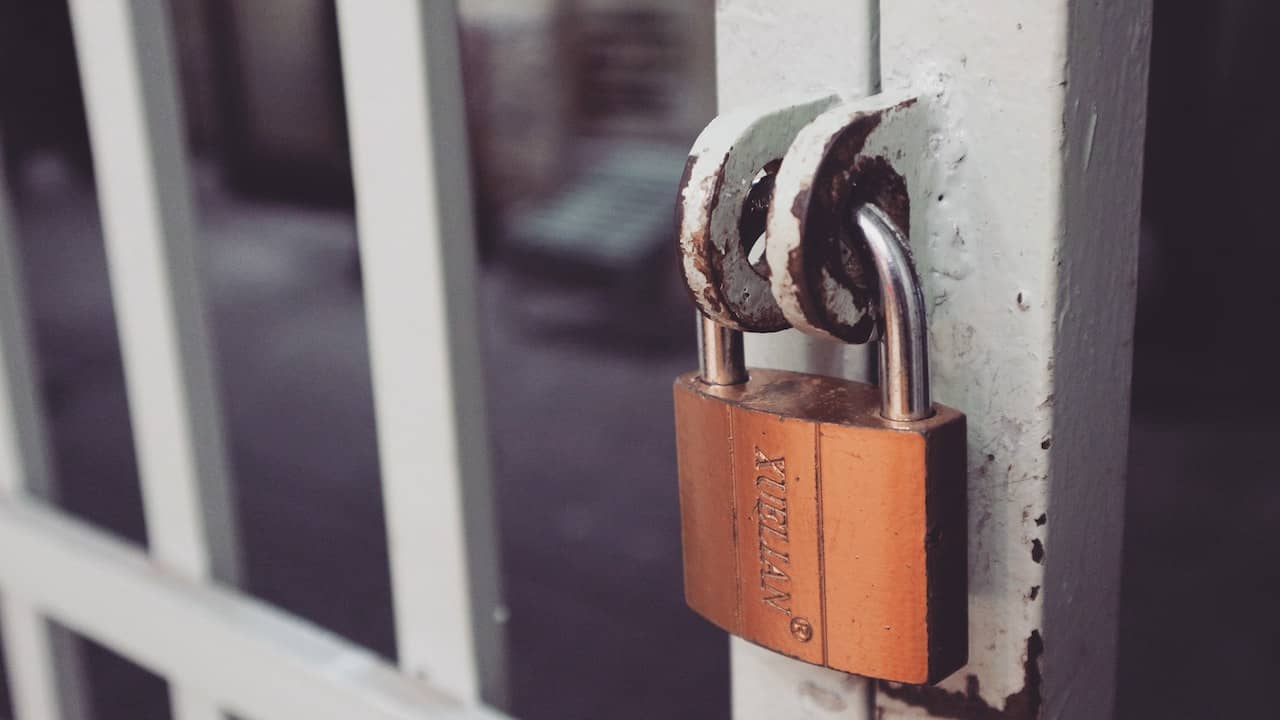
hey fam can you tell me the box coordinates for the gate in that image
[1,2,503,718]
[0,1,1149,719]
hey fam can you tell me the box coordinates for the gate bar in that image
[0,146,93,720]
[66,0,242,717]
[0,499,506,720]
[335,0,506,707]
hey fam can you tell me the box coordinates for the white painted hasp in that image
[677,94,836,332]
[767,91,929,344]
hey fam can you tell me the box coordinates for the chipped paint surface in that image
[767,93,926,344]
[879,631,1043,719]
[676,95,837,331]
[876,1,1151,718]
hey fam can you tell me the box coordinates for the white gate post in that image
[718,1,1151,718]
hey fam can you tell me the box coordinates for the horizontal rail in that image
[0,497,506,720]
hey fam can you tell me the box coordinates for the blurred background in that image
[0,1,1274,719]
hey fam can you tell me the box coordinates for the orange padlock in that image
[673,204,968,685]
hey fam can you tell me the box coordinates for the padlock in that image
[673,202,968,685]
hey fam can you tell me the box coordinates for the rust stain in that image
[786,103,913,343]
[674,152,706,310]
[679,148,786,330]
[675,151,728,321]
[738,158,782,278]
[879,631,1044,720]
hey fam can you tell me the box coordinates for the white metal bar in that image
[0,156,52,504]
[0,165,60,717]
[66,2,240,718]
[717,2,881,718]
[870,3,1150,718]
[67,0,239,587]
[335,0,505,706]
[65,0,239,593]
[0,151,95,720]
[1,594,61,720]
[0,498,506,720]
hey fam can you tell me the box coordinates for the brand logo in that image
[753,447,792,616]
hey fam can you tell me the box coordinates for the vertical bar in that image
[717,1,880,717]
[870,2,1149,718]
[66,0,240,716]
[1,595,62,720]
[335,0,505,706]
[0,155,53,504]
[0,150,94,720]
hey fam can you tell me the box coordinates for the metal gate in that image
[1,2,503,718]
[0,1,1149,719]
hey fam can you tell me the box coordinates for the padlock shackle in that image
[855,204,933,421]
[698,314,747,385]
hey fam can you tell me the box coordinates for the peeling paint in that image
[879,631,1043,719]
[674,95,837,332]
[766,93,924,344]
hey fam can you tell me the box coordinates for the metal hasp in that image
[673,92,968,686]
[696,203,932,423]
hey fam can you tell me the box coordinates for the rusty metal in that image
[676,94,836,332]
[767,92,927,343]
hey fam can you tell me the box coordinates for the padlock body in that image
[674,368,967,684]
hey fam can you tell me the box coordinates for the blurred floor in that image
[0,159,1274,719]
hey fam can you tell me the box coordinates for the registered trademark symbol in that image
[790,617,813,642]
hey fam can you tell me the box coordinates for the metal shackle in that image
[853,203,932,422]
[696,202,932,423]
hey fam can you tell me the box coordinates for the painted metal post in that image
[718,1,1151,718]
